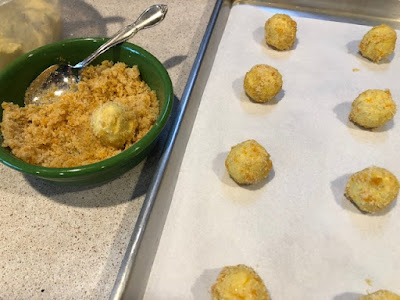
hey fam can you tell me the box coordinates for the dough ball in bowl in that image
[90,101,138,149]
[225,139,272,185]
[349,89,396,129]
[211,264,269,300]
[264,13,297,50]
[359,24,397,63]
[244,64,282,103]
[359,290,400,300]
[345,166,400,213]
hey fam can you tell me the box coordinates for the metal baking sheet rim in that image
[110,1,400,299]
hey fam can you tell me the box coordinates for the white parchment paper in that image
[145,4,400,299]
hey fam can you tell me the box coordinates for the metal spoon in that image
[25,4,168,106]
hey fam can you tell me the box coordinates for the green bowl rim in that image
[0,37,173,178]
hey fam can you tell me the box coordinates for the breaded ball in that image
[264,14,297,50]
[359,24,397,63]
[244,64,282,103]
[211,264,269,300]
[359,290,400,300]
[345,166,400,213]
[225,140,272,185]
[349,89,396,129]
[91,101,137,148]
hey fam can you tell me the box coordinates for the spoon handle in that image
[74,4,168,69]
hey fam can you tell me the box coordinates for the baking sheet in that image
[144,3,400,299]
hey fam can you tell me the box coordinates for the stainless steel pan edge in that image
[238,0,400,28]
[110,0,228,299]
[111,0,400,298]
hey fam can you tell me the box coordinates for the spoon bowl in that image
[25,64,78,104]
[25,4,168,105]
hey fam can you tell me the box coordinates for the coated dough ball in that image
[345,166,400,213]
[264,13,297,50]
[225,140,272,185]
[359,24,397,63]
[349,89,396,129]
[244,64,282,103]
[91,101,137,148]
[359,290,400,300]
[211,264,269,300]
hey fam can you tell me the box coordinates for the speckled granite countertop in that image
[0,0,215,298]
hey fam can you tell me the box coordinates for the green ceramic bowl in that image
[0,38,173,185]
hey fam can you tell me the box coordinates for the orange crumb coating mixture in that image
[1,61,159,168]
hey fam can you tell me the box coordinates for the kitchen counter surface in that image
[0,0,216,298]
